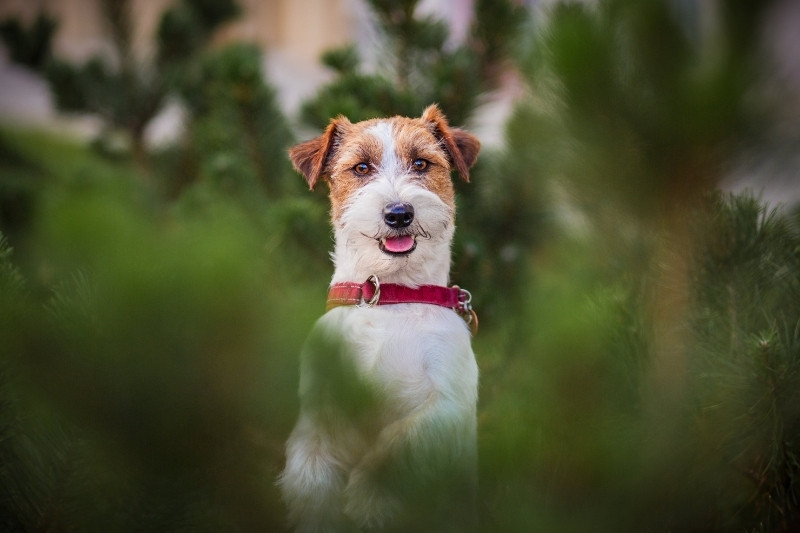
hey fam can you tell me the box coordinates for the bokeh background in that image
[1,0,800,531]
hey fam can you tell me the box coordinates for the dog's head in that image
[289,104,480,286]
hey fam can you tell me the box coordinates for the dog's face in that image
[290,105,480,286]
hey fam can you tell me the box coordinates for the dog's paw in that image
[343,467,401,529]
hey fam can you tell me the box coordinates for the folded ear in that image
[421,104,481,182]
[288,117,350,190]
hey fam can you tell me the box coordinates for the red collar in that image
[326,275,478,334]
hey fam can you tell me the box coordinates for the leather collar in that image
[326,275,478,334]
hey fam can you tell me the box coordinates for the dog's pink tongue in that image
[384,235,415,253]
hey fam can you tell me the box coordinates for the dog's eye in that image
[412,159,429,171]
[353,163,370,175]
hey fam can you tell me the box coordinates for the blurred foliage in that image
[0,13,56,69]
[0,0,303,214]
[1,0,800,531]
[687,194,800,531]
[477,190,800,532]
[471,0,800,531]
[454,0,780,322]
[300,0,526,128]
[177,44,297,201]
[517,0,766,219]
[0,130,325,531]
[0,0,242,183]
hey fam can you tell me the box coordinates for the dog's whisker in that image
[415,226,432,240]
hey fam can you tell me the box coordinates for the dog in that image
[279,104,481,532]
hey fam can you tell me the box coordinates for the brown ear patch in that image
[450,128,481,172]
[420,104,481,182]
[289,117,351,190]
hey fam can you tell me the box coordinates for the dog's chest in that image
[319,304,475,412]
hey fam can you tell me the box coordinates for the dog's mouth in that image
[379,235,417,256]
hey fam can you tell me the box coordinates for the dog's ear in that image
[421,104,481,182]
[289,117,350,190]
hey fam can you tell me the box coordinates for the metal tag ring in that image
[365,275,381,306]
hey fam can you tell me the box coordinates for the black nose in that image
[383,202,414,229]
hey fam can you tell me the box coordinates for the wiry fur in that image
[279,105,481,532]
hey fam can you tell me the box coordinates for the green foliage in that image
[477,247,651,532]
[0,235,23,293]
[520,0,766,217]
[0,14,56,69]
[0,157,323,530]
[0,232,73,533]
[180,44,296,201]
[45,55,165,142]
[302,65,418,128]
[1,0,241,181]
[0,132,48,243]
[454,0,778,321]
[156,0,240,71]
[0,0,304,208]
[688,193,800,531]
[466,0,800,530]
[300,0,525,129]
[320,45,360,74]
[475,190,800,532]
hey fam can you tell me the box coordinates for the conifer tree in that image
[687,193,800,531]
[0,0,240,181]
[178,43,296,202]
[0,13,56,69]
[300,0,525,129]
[476,0,800,531]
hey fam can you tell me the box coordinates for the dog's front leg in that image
[343,390,477,528]
[280,414,351,532]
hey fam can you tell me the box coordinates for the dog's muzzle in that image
[380,202,417,255]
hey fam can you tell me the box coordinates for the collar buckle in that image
[454,286,478,334]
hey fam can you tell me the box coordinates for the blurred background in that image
[1,0,799,531]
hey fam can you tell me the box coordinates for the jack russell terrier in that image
[279,105,481,532]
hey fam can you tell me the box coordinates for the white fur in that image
[280,118,478,532]
[368,122,402,179]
